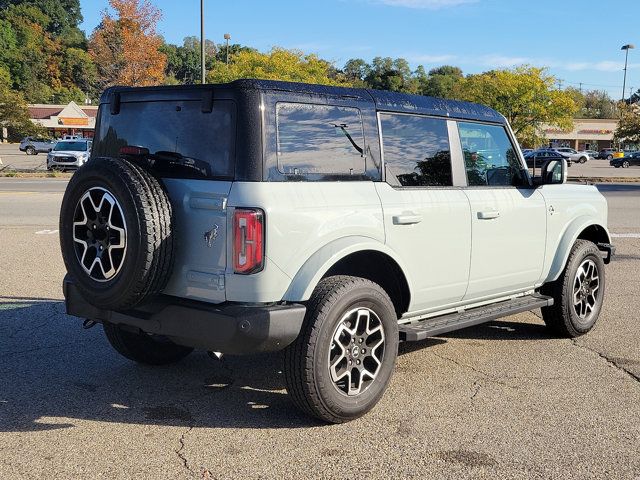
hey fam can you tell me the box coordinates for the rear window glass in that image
[380,113,452,187]
[92,100,235,179]
[276,103,365,175]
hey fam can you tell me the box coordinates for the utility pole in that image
[224,33,231,65]
[200,0,206,84]
[579,82,583,93]
[621,44,635,102]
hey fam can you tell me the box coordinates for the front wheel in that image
[623,161,630,168]
[25,146,35,155]
[284,276,399,423]
[579,156,587,164]
[541,240,605,337]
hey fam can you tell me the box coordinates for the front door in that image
[456,121,547,300]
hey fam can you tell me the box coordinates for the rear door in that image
[92,94,237,303]
[375,113,471,313]
[456,121,547,300]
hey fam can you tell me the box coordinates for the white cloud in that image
[375,0,478,9]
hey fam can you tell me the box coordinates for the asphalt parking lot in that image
[0,178,639,479]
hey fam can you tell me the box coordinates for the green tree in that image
[0,0,82,35]
[364,57,415,93]
[0,67,44,140]
[581,90,617,119]
[452,66,578,146]
[206,47,351,86]
[615,104,640,143]
[421,65,463,98]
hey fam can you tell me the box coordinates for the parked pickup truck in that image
[60,80,614,423]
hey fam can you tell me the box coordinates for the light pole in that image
[224,33,231,65]
[200,0,206,84]
[621,44,635,102]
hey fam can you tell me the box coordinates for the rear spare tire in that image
[59,157,174,310]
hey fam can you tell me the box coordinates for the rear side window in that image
[380,113,452,187]
[92,100,235,179]
[276,103,365,175]
[457,122,525,187]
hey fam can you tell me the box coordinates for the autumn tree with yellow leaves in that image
[89,0,166,89]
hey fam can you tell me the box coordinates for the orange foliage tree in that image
[89,0,166,88]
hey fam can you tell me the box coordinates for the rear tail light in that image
[233,208,264,274]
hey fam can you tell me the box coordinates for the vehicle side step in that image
[398,293,554,342]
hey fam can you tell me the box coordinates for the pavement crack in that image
[571,339,640,384]
[470,380,481,399]
[431,351,513,389]
[176,425,195,477]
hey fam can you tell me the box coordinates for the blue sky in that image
[79,0,639,98]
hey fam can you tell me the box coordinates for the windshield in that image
[54,141,88,152]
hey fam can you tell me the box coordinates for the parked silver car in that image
[19,136,56,155]
[47,139,92,171]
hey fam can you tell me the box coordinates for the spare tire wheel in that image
[59,157,174,310]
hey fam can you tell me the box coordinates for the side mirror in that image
[537,158,567,185]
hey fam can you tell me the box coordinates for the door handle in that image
[477,210,500,220]
[392,213,423,225]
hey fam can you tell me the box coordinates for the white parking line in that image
[611,233,640,238]
[35,229,58,235]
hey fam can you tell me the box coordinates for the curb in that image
[568,176,640,184]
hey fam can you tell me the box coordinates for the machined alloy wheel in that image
[25,146,35,155]
[572,259,600,321]
[328,307,385,396]
[623,160,630,168]
[541,239,606,337]
[284,276,399,423]
[72,187,127,282]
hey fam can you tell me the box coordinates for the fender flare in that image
[282,236,414,302]
[547,217,611,282]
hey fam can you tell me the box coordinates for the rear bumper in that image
[63,276,306,355]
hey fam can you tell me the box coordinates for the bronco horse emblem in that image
[204,224,219,248]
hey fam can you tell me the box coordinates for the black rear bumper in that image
[63,277,306,355]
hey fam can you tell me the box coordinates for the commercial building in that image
[28,101,98,139]
[543,118,618,151]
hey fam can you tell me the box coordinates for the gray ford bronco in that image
[60,80,614,423]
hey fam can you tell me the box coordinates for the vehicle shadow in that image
[0,300,320,433]
[0,301,556,433]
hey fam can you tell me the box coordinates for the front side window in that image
[380,113,452,187]
[276,103,365,175]
[457,122,525,187]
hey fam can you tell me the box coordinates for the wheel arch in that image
[282,236,412,317]
[547,219,611,282]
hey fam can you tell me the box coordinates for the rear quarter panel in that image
[225,182,385,303]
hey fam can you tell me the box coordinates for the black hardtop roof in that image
[101,79,506,124]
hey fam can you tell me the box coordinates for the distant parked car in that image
[523,150,568,169]
[527,149,573,167]
[554,147,590,164]
[598,148,617,160]
[584,150,599,159]
[47,139,92,171]
[521,148,533,155]
[19,137,56,155]
[610,151,640,168]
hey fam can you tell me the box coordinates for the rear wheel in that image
[607,154,613,160]
[103,323,193,365]
[541,240,605,337]
[284,276,399,423]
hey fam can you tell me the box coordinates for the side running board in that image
[398,293,554,342]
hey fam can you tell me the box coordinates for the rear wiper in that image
[333,123,364,156]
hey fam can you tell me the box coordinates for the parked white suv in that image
[60,80,614,423]
[555,147,590,164]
